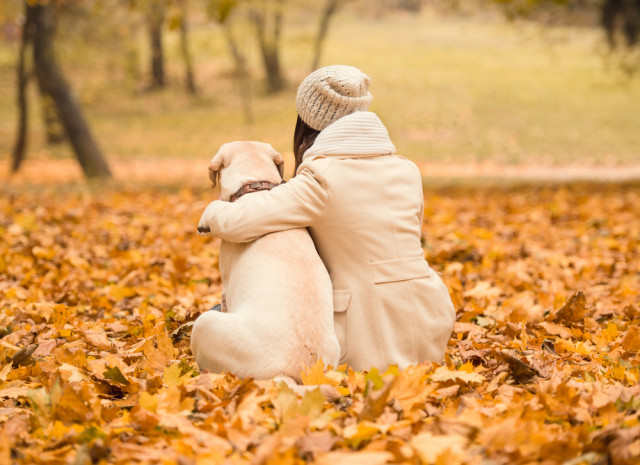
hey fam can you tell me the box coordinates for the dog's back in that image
[192,227,340,381]
[191,141,340,381]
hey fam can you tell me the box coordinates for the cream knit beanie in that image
[296,65,373,131]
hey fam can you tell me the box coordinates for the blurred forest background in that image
[0,0,639,183]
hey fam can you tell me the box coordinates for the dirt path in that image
[415,162,640,183]
[3,158,640,187]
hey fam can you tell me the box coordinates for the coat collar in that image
[302,111,396,162]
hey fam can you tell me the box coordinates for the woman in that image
[198,65,456,372]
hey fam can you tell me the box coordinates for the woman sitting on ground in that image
[198,64,456,371]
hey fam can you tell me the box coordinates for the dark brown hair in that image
[293,116,321,173]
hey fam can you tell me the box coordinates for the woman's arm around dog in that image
[198,163,329,243]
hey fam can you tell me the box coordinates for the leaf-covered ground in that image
[1,182,639,465]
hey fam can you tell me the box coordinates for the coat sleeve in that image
[198,166,328,243]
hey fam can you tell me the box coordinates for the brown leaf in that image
[10,344,38,368]
[55,383,101,423]
[142,332,175,372]
[297,431,338,457]
[103,365,130,385]
[622,325,640,353]
[588,425,640,465]
[0,386,32,400]
[498,350,541,384]
[80,329,112,351]
[359,381,392,422]
[551,290,591,323]
[31,339,64,357]
[130,405,160,431]
[110,441,173,462]
[0,411,30,440]
[538,321,574,339]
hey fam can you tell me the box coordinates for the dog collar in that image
[229,180,284,203]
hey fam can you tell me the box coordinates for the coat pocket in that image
[333,290,351,362]
[370,256,432,284]
[369,256,433,365]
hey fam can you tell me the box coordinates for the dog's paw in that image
[197,201,222,235]
[197,224,211,235]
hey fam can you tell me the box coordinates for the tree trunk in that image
[311,0,346,71]
[37,80,66,145]
[623,0,640,46]
[250,0,285,93]
[601,0,640,49]
[31,2,112,178]
[149,1,166,88]
[223,23,253,124]
[601,0,622,49]
[178,0,196,94]
[11,3,35,173]
[261,45,283,92]
[397,0,421,13]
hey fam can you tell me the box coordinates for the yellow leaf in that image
[273,383,299,422]
[458,361,474,373]
[431,366,485,385]
[343,421,381,448]
[602,322,619,343]
[411,432,467,463]
[299,388,325,420]
[315,451,392,465]
[0,364,11,382]
[58,363,87,383]
[157,386,191,415]
[163,363,190,388]
[0,433,10,465]
[364,366,385,390]
[139,392,157,413]
[143,332,175,372]
[464,281,502,300]
[388,365,432,414]
[15,213,36,231]
[196,451,224,465]
[48,420,69,440]
[609,364,626,382]
[51,304,71,329]
[32,246,56,260]
[109,285,137,301]
[58,329,72,338]
[301,359,336,386]
[127,249,144,264]
[383,364,400,377]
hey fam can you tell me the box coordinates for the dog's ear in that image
[208,150,225,189]
[269,149,285,180]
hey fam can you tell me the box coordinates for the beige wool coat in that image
[199,111,456,371]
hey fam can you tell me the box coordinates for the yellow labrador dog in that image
[192,141,340,382]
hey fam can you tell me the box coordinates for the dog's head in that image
[208,141,284,200]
